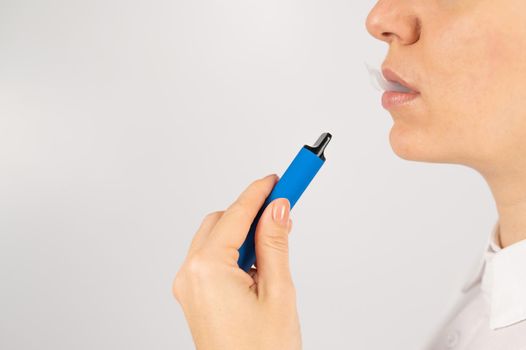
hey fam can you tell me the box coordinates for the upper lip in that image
[381,67,420,93]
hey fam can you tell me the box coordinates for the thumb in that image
[254,198,294,298]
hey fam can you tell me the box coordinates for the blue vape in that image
[237,132,332,272]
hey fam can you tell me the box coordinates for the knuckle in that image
[227,201,250,218]
[172,271,185,301]
[204,210,223,221]
[262,234,289,253]
[186,253,214,277]
[172,253,215,302]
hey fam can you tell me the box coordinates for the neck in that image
[483,168,526,248]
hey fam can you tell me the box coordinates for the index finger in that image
[206,174,278,252]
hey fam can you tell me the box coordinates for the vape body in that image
[237,133,332,272]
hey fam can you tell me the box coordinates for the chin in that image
[388,122,443,163]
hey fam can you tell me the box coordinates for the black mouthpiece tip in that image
[304,132,332,161]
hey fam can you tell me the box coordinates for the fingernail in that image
[272,199,290,226]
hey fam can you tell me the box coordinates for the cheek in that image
[425,17,495,116]
[419,10,526,160]
[481,31,526,156]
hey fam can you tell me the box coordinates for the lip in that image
[382,91,419,109]
[381,68,420,110]
[381,68,419,93]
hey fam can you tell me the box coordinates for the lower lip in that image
[382,91,420,109]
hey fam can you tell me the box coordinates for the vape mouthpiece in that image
[304,132,332,161]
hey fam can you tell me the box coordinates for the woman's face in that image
[366,0,526,172]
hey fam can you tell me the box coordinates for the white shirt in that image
[426,221,526,350]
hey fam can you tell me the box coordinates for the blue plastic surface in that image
[237,146,325,272]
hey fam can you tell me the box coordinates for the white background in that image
[0,0,496,349]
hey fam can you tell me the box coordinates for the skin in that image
[173,175,301,349]
[366,0,526,248]
[174,1,526,348]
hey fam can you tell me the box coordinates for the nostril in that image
[381,31,396,43]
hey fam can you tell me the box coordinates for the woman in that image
[172,1,526,349]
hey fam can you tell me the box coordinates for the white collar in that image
[462,221,526,330]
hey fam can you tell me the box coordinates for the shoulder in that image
[425,286,526,350]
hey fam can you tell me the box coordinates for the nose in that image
[366,0,421,46]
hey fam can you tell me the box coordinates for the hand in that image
[172,174,301,350]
